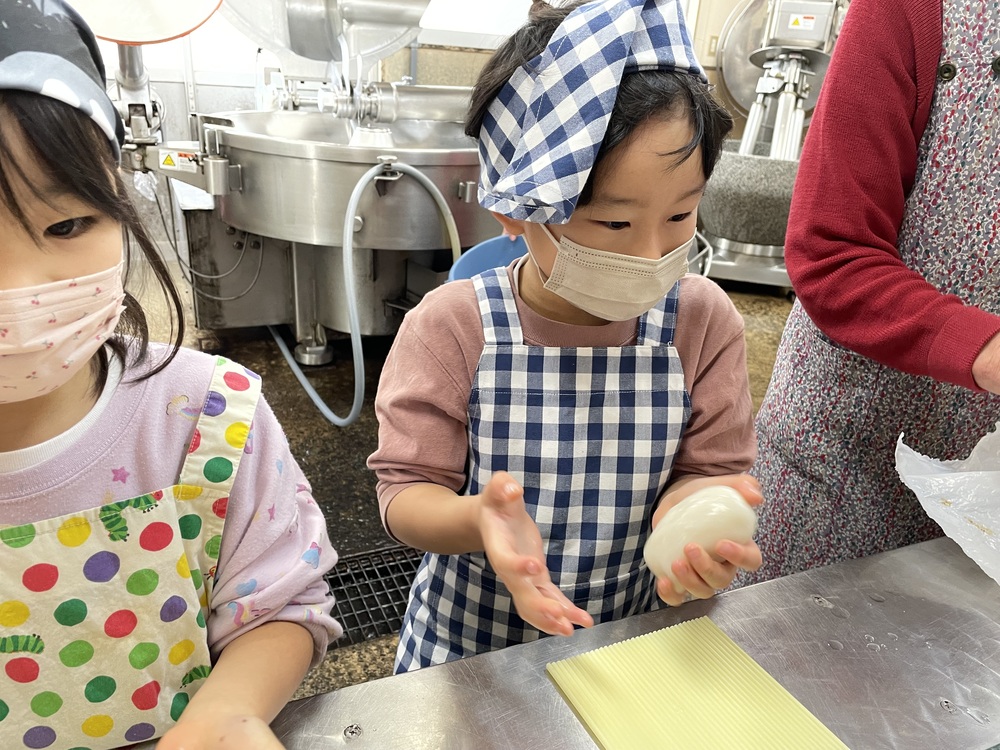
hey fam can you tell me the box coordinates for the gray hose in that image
[271,160,462,427]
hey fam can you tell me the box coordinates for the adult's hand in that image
[972,332,1000,394]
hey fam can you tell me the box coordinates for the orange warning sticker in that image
[789,14,816,30]
[160,150,198,173]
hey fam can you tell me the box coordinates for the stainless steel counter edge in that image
[270,538,1000,750]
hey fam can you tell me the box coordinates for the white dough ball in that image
[643,485,757,590]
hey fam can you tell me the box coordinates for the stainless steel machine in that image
[697,0,849,288]
[88,0,497,426]
[82,0,849,422]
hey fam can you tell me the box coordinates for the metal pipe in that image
[409,41,419,82]
[790,103,806,159]
[370,82,471,123]
[769,57,803,160]
[769,90,797,160]
[116,45,147,92]
[341,0,426,26]
[313,83,470,122]
[739,96,766,156]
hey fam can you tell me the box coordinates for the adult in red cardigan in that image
[738,0,1000,585]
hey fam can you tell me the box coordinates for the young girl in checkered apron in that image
[370,0,763,673]
[0,3,341,747]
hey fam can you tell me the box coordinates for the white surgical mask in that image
[531,226,693,321]
[0,262,126,404]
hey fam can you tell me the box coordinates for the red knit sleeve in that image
[784,0,1000,390]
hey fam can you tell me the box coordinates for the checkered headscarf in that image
[0,0,124,161]
[479,0,704,224]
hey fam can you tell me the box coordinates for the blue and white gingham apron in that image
[395,267,691,672]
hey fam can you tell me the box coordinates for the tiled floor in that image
[137,259,794,697]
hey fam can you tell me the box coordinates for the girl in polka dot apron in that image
[0,2,340,748]
[2,361,260,747]
[371,0,763,673]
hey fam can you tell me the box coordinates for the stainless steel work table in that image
[282,538,1000,748]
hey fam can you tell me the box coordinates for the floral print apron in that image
[743,0,1000,585]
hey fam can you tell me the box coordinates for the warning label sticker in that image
[789,14,816,30]
[160,151,198,173]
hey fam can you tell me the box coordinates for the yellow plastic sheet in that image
[547,617,848,749]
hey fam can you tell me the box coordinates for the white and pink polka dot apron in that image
[0,356,261,749]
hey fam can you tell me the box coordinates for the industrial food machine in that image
[76,0,851,423]
[78,0,498,425]
[697,0,849,288]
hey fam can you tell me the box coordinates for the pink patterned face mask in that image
[0,262,126,404]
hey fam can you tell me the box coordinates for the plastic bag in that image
[132,169,159,203]
[896,426,1000,586]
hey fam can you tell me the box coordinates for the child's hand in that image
[651,474,763,607]
[157,714,284,750]
[477,472,594,636]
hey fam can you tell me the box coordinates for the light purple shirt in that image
[0,344,342,665]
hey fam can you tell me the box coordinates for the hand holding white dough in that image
[643,485,758,590]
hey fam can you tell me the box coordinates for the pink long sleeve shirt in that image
[369,264,756,539]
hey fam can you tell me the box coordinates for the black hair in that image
[465,0,733,203]
[0,91,184,388]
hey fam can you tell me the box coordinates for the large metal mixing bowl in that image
[206,110,496,249]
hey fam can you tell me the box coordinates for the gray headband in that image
[0,0,125,161]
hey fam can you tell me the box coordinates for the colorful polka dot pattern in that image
[0,498,215,748]
[0,357,262,748]
[181,359,261,494]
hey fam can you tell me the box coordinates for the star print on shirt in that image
[111,467,130,484]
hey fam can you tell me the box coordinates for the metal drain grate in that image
[326,545,424,648]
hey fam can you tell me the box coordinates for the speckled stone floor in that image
[137,260,793,698]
